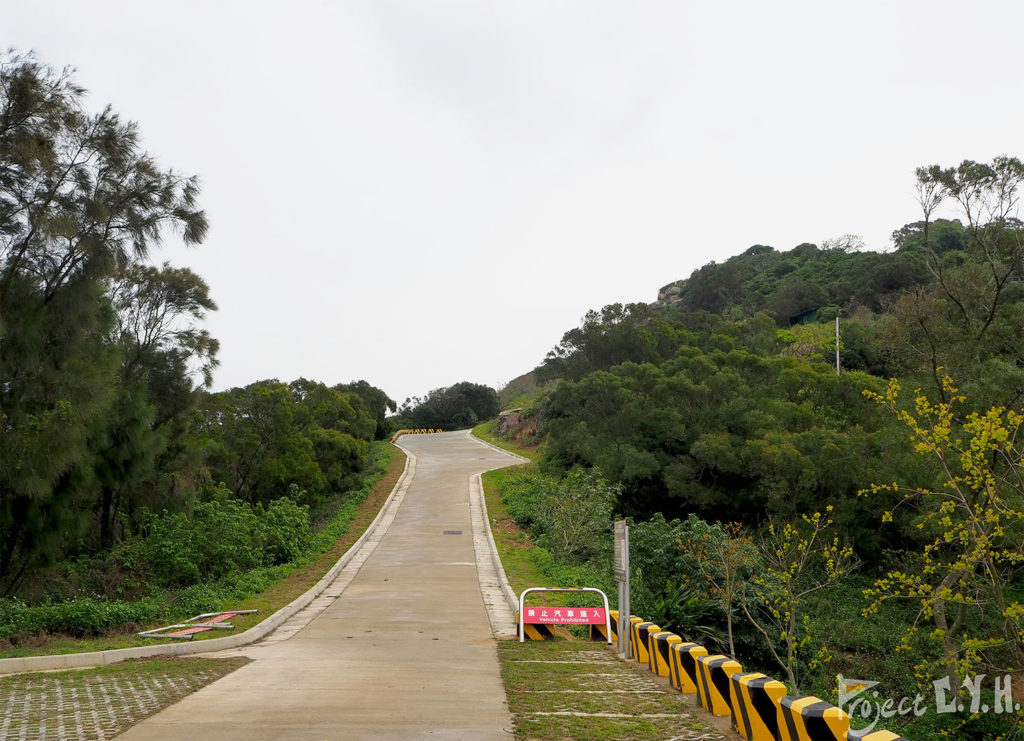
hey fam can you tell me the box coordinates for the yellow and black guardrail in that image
[516,611,555,641]
[630,621,660,666]
[846,731,907,741]
[695,654,743,716]
[603,610,904,740]
[390,428,443,443]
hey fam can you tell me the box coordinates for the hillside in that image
[487,157,1024,740]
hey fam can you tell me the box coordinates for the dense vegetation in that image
[495,157,1024,738]
[396,380,499,430]
[0,53,398,641]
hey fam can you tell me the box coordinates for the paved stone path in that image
[500,642,728,741]
[115,430,524,740]
[0,657,248,740]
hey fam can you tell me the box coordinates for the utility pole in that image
[835,315,841,376]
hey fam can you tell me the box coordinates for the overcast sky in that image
[7,1,1024,405]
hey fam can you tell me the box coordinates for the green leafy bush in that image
[117,492,312,588]
[0,441,393,645]
[0,597,163,639]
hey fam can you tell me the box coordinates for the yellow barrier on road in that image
[390,428,444,443]
[616,609,903,740]
[589,611,612,642]
[695,654,743,716]
[669,642,707,693]
[777,696,850,741]
[648,631,681,678]
[627,616,643,659]
[729,671,787,741]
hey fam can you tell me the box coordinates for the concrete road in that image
[119,431,525,740]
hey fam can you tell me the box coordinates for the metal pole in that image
[615,522,630,659]
[835,315,840,376]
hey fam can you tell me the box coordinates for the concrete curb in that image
[0,446,416,676]
[466,431,528,618]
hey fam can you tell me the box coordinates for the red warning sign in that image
[522,607,607,625]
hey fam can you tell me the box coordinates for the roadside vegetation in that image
[0,53,414,656]
[489,157,1024,739]
[393,381,500,431]
[4,48,1023,740]
[0,442,402,656]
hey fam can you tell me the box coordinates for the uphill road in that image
[118,430,525,740]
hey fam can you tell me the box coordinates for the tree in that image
[862,376,1024,689]
[400,381,499,430]
[0,52,207,592]
[740,508,857,694]
[533,468,618,562]
[335,380,396,440]
[91,262,218,547]
[903,158,1024,403]
[195,379,375,511]
[681,519,758,658]
[538,303,683,382]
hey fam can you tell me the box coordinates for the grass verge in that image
[0,442,407,658]
[498,640,724,741]
[473,420,542,460]
[477,425,721,739]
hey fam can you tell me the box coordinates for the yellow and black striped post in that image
[516,611,555,641]
[631,622,660,667]
[777,696,850,741]
[669,642,707,693]
[729,672,787,741]
[695,654,743,716]
[648,631,681,678]
[846,730,907,741]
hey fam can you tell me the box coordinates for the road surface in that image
[118,430,524,740]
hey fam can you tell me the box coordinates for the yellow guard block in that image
[648,632,681,678]
[729,671,787,741]
[777,696,850,741]
[669,642,707,693]
[631,622,660,666]
[846,731,907,741]
[695,654,743,716]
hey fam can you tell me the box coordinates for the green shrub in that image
[115,493,312,588]
[0,597,163,639]
[0,441,394,645]
[258,496,312,565]
[499,468,552,529]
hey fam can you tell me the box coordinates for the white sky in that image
[7,1,1024,405]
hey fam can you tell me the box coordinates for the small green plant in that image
[680,519,759,658]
